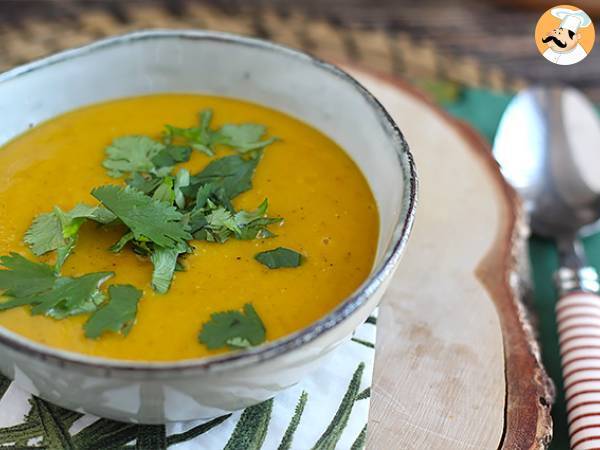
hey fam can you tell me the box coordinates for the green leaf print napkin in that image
[0,312,376,449]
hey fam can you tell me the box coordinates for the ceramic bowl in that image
[0,30,417,423]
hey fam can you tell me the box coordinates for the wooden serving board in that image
[345,69,554,449]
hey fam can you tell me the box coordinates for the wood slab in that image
[345,69,554,449]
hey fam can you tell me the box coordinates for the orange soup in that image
[0,95,378,361]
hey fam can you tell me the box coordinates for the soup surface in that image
[0,95,378,361]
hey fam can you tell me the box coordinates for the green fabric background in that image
[438,86,600,450]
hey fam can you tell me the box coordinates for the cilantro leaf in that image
[152,176,175,204]
[109,232,134,253]
[219,124,265,145]
[40,276,108,319]
[173,169,190,209]
[84,284,142,339]
[198,303,266,350]
[0,253,113,319]
[24,204,117,271]
[186,154,260,201]
[193,183,233,213]
[25,204,116,256]
[65,204,117,224]
[218,124,278,154]
[23,212,64,256]
[201,207,240,243]
[255,247,304,269]
[103,136,166,178]
[126,173,163,195]
[150,243,189,294]
[193,199,280,243]
[0,253,56,298]
[92,185,192,248]
[233,199,282,240]
[29,272,113,318]
[163,109,216,156]
[164,110,278,158]
[151,145,192,169]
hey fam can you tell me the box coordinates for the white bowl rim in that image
[0,29,417,375]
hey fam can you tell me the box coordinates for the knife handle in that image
[557,291,600,450]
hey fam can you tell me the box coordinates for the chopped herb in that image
[234,199,282,240]
[126,172,163,194]
[109,232,135,253]
[30,272,112,319]
[84,284,142,339]
[193,183,234,214]
[127,169,189,209]
[2,108,286,340]
[0,253,56,298]
[151,145,192,169]
[202,207,240,243]
[92,185,192,249]
[23,212,64,257]
[193,199,281,243]
[173,168,190,209]
[164,109,278,157]
[198,303,266,350]
[24,204,116,271]
[150,243,190,294]
[185,154,261,201]
[102,136,166,178]
[152,176,175,204]
[255,247,304,269]
[164,109,217,156]
[0,253,113,319]
[218,124,278,154]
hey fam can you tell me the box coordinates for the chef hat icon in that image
[551,7,592,33]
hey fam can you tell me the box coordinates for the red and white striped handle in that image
[558,292,600,450]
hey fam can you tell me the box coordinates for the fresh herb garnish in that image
[164,109,217,156]
[164,109,278,157]
[29,272,112,319]
[150,243,190,294]
[191,198,281,243]
[0,253,113,319]
[185,154,261,201]
[91,185,195,293]
[0,253,56,298]
[217,124,278,154]
[3,108,289,344]
[152,145,192,169]
[24,204,116,271]
[198,303,266,350]
[103,136,166,178]
[103,135,192,179]
[126,172,163,194]
[255,247,304,269]
[173,168,191,209]
[92,185,192,249]
[150,169,190,209]
[84,284,142,339]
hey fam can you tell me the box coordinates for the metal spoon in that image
[493,86,600,450]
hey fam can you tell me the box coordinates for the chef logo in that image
[535,5,595,65]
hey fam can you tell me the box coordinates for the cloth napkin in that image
[0,312,376,449]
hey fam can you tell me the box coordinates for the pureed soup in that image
[0,95,378,361]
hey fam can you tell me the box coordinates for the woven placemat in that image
[0,0,530,100]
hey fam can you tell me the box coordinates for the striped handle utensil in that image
[557,267,600,450]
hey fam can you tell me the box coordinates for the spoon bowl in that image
[493,86,600,239]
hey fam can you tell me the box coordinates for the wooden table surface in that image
[349,69,552,449]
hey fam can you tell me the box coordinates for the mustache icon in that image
[542,35,567,48]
